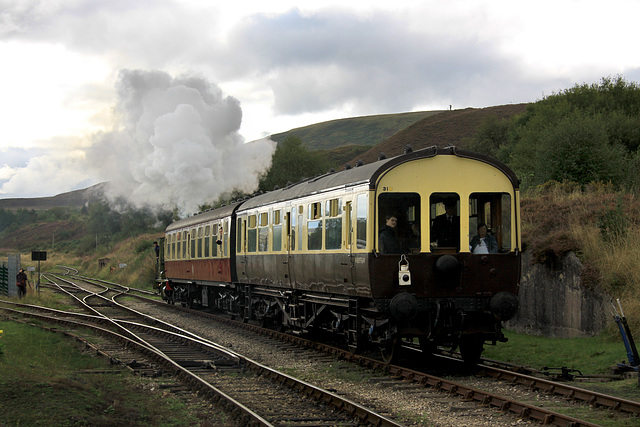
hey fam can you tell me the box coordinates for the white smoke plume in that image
[87,69,275,216]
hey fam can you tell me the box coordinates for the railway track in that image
[110,289,640,427]
[8,270,640,425]
[1,275,403,427]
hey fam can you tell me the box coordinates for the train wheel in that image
[419,338,437,363]
[460,335,484,367]
[379,337,399,364]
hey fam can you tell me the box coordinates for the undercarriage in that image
[162,281,508,365]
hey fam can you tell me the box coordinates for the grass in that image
[483,329,629,375]
[521,184,640,334]
[1,296,639,426]
[0,320,233,426]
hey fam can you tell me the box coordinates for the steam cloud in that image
[87,70,275,216]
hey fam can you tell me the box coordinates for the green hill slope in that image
[347,104,528,166]
[270,110,442,150]
[0,105,527,211]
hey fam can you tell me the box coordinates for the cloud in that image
[0,0,212,68]
[0,149,90,197]
[2,1,639,204]
[216,8,565,115]
[86,69,275,215]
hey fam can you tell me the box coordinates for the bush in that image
[597,196,628,243]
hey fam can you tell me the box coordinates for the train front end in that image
[370,148,521,363]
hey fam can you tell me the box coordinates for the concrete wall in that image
[1,254,21,297]
[505,251,611,338]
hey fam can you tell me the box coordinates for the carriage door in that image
[275,210,292,288]
[287,206,303,286]
[344,201,355,285]
[236,217,248,280]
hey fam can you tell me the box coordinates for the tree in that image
[469,76,640,190]
[511,112,630,188]
[258,136,331,192]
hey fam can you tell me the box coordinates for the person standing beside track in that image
[16,268,30,298]
[163,280,174,304]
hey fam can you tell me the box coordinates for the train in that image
[157,145,521,364]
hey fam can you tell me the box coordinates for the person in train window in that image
[431,200,460,249]
[469,223,498,254]
[379,215,404,254]
[407,222,421,253]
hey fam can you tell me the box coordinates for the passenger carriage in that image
[160,146,521,363]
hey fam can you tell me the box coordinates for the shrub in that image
[597,196,628,243]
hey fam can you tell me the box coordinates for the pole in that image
[617,299,640,386]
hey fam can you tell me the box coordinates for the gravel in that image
[125,300,537,426]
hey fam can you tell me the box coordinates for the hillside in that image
[0,220,87,253]
[347,104,528,165]
[0,183,107,211]
[270,110,442,150]
[0,105,526,211]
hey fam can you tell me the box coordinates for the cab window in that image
[429,193,460,252]
[469,193,511,253]
[378,192,420,254]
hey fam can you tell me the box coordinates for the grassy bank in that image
[0,320,232,426]
[8,232,162,292]
[1,289,639,426]
[483,330,627,375]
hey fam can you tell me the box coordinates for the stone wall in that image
[505,251,611,338]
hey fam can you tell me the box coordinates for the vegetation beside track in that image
[0,319,233,426]
[2,77,640,423]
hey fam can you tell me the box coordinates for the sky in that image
[1,0,639,215]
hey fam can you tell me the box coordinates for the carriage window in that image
[325,198,342,249]
[204,226,210,258]
[190,228,197,258]
[469,193,511,253]
[197,227,203,258]
[176,233,181,260]
[308,208,323,251]
[356,193,368,249]
[247,214,257,252]
[273,210,282,251]
[378,192,421,254]
[182,231,188,259]
[258,212,269,252]
[309,202,322,219]
[429,193,460,252]
[236,218,243,253]
[291,208,297,251]
[297,208,303,251]
[222,222,228,257]
[172,234,176,259]
[211,224,218,257]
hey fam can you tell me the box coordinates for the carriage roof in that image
[166,146,518,231]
